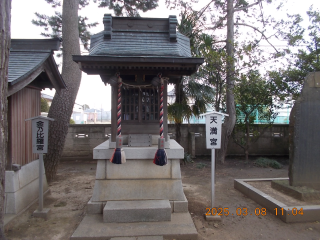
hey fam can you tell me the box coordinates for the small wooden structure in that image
[72,15,204,239]
[7,38,66,168]
[5,39,66,218]
[73,15,203,144]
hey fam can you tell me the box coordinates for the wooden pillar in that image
[164,83,168,142]
[111,85,117,142]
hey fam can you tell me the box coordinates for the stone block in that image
[93,140,184,160]
[92,179,185,202]
[71,212,197,240]
[173,194,188,213]
[18,160,42,189]
[103,200,171,223]
[138,237,163,240]
[5,171,19,192]
[110,238,136,240]
[87,198,103,214]
[95,160,106,179]
[5,174,48,214]
[106,160,172,179]
[169,201,173,212]
[33,208,50,220]
[289,71,320,189]
[171,159,181,179]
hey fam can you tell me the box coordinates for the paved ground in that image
[4,157,320,240]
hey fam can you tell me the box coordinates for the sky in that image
[11,0,320,111]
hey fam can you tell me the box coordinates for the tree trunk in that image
[175,122,181,144]
[0,0,11,238]
[217,0,236,163]
[45,0,81,182]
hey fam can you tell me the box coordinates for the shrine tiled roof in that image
[88,15,192,58]
[7,39,66,96]
[89,31,192,57]
[8,51,51,84]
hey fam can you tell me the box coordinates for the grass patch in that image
[54,201,67,207]
[254,157,282,169]
[183,152,194,164]
[196,162,206,169]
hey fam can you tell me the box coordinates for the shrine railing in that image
[61,124,289,159]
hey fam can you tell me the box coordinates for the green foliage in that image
[70,118,75,124]
[167,77,215,124]
[232,70,281,160]
[196,162,206,169]
[83,104,90,110]
[268,7,320,100]
[183,152,193,164]
[41,98,50,112]
[254,157,283,169]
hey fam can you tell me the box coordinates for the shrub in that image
[70,119,75,124]
[254,157,282,169]
[41,98,49,112]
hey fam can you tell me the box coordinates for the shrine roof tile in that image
[8,51,51,84]
[89,31,192,58]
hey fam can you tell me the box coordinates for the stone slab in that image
[33,208,50,220]
[106,160,171,179]
[271,179,320,201]
[110,237,162,240]
[5,174,49,214]
[93,140,183,160]
[103,200,171,223]
[87,198,104,214]
[96,160,106,180]
[92,179,185,202]
[173,193,188,213]
[289,72,320,189]
[234,178,320,223]
[205,215,222,221]
[71,213,198,240]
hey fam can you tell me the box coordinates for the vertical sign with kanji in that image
[31,118,50,153]
[205,113,222,149]
[26,116,54,218]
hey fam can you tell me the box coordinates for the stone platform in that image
[71,213,197,240]
[72,138,198,239]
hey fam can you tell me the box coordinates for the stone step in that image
[103,200,171,223]
[71,212,198,240]
[110,236,163,240]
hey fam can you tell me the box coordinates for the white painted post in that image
[39,153,44,211]
[200,111,228,221]
[211,149,215,209]
[25,116,54,219]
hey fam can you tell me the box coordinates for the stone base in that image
[110,237,163,240]
[103,200,171,223]
[234,178,320,223]
[33,208,50,220]
[87,193,188,214]
[205,214,222,221]
[71,213,197,240]
[5,159,49,214]
[272,179,320,201]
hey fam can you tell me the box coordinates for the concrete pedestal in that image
[72,138,197,239]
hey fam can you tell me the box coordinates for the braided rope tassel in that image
[159,80,164,139]
[110,76,126,164]
[154,77,167,166]
[117,78,122,138]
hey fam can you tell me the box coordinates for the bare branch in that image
[235,22,279,53]
[233,0,261,13]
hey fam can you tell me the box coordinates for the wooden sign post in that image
[26,116,54,219]
[201,111,228,221]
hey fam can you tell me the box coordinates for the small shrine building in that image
[71,15,204,239]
